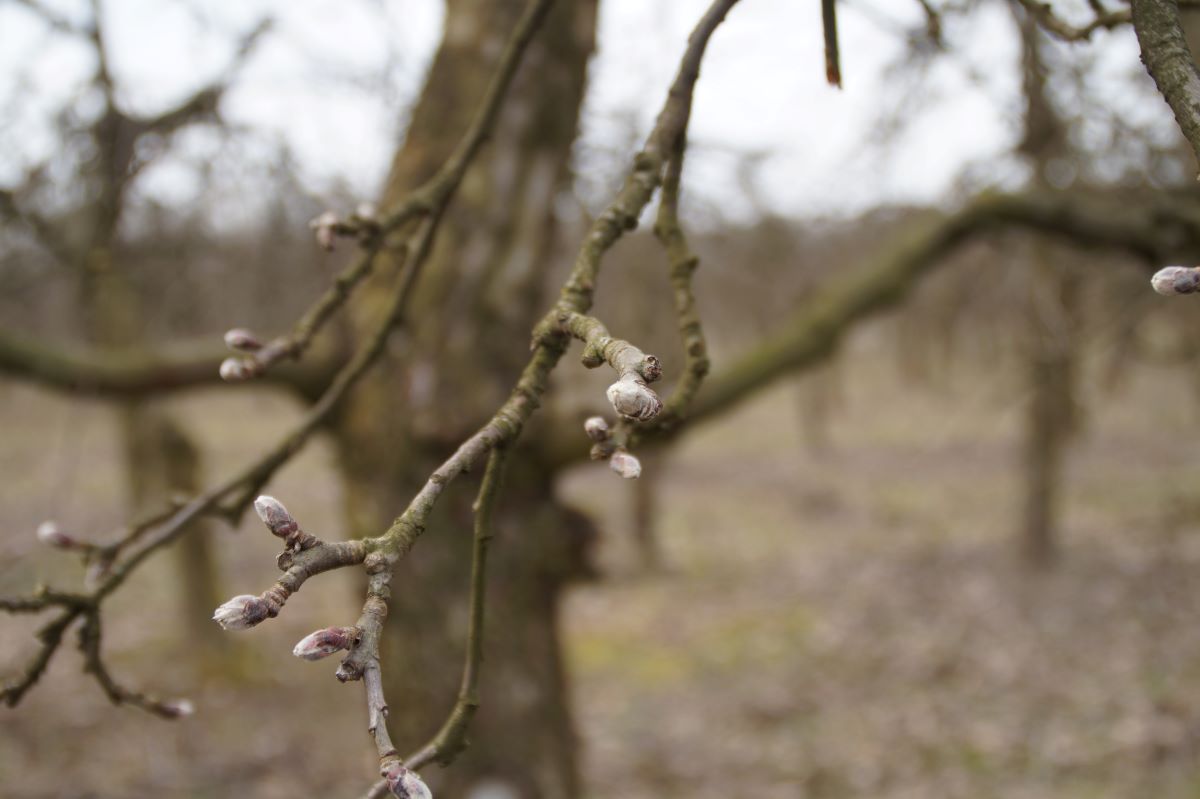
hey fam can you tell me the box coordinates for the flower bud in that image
[212,594,270,631]
[223,328,263,352]
[310,211,339,251]
[605,374,662,421]
[355,202,377,221]
[292,626,357,661]
[382,762,432,799]
[219,357,253,382]
[583,416,610,442]
[36,520,76,549]
[161,698,195,718]
[609,450,642,479]
[1151,265,1200,296]
[254,495,297,537]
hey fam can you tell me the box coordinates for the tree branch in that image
[0,331,333,398]
[1132,0,1200,168]
[682,189,1200,431]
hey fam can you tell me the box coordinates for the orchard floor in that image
[4,340,1200,798]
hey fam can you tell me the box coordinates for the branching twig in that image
[1013,0,1131,41]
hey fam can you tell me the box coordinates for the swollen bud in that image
[1151,265,1200,296]
[583,416,610,442]
[609,450,642,479]
[219,357,253,382]
[36,521,76,549]
[223,328,264,352]
[605,374,662,421]
[212,594,270,631]
[292,626,357,661]
[255,495,296,537]
[382,762,432,799]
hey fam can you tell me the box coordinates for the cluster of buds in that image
[381,761,432,799]
[606,369,662,422]
[583,416,642,479]
[212,594,273,631]
[1151,265,1200,296]
[219,327,267,382]
[309,203,379,251]
[35,520,83,550]
[292,626,358,661]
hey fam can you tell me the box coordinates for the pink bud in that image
[36,521,76,549]
[223,328,263,352]
[161,698,195,718]
[382,762,432,799]
[292,626,357,661]
[212,594,269,631]
[583,416,610,442]
[606,374,662,421]
[609,450,642,479]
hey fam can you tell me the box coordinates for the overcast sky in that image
[0,0,1178,224]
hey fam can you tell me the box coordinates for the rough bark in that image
[335,1,598,795]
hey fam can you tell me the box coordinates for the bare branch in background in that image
[1013,0,1131,41]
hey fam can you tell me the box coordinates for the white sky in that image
[0,0,1178,224]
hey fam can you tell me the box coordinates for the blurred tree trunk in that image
[1019,264,1077,566]
[1015,8,1077,567]
[335,1,597,795]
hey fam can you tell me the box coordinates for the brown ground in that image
[4,326,1200,798]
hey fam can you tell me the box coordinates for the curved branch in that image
[684,190,1200,430]
[0,331,334,398]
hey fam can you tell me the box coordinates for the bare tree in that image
[7,1,1200,797]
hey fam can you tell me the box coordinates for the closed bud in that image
[292,626,357,661]
[583,416,610,442]
[36,520,76,549]
[212,594,269,631]
[161,698,195,718]
[609,450,642,479]
[254,495,296,537]
[355,202,377,221]
[606,374,662,421]
[219,357,253,382]
[223,328,263,352]
[1151,265,1200,296]
[382,762,432,799]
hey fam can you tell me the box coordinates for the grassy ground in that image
[4,327,1200,798]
